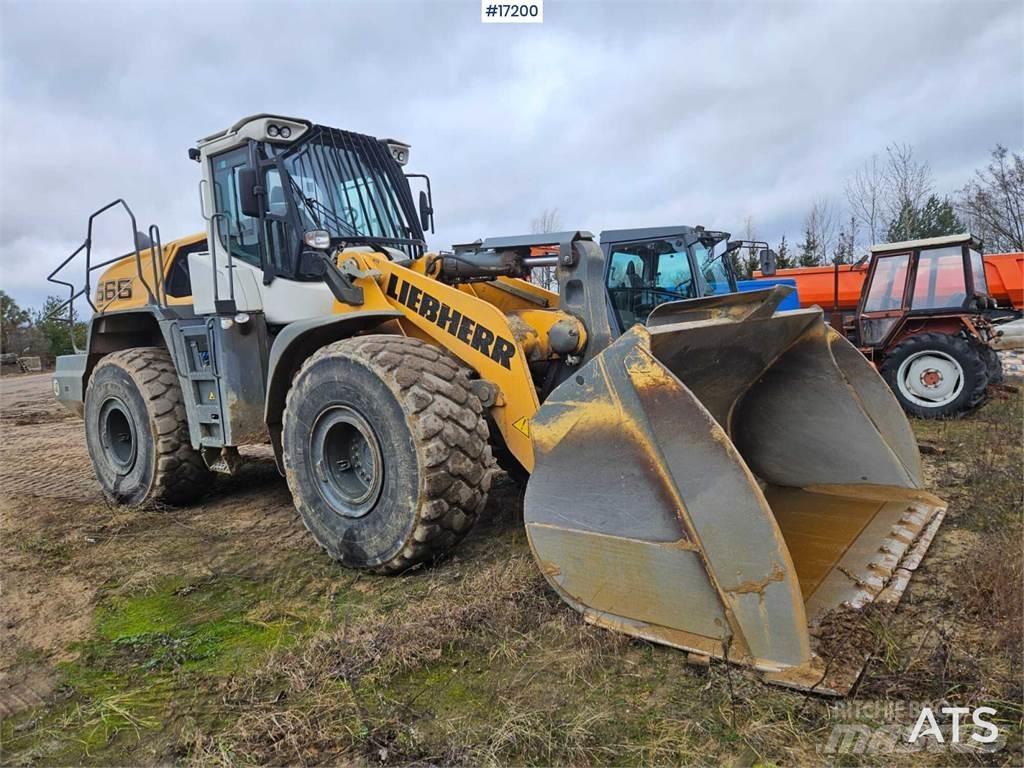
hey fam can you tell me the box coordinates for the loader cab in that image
[601,226,735,332]
[193,114,427,325]
[856,233,989,349]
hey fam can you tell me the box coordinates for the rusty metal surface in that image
[524,295,946,693]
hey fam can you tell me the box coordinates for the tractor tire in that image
[880,333,988,419]
[983,347,1004,385]
[282,335,494,574]
[84,347,212,506]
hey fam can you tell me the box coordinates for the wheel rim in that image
[896,350,964,408]
[310,405,384,518]
[98,397,138,473]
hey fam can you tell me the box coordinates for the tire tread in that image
[283,335,494,573]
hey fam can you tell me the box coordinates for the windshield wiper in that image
[288,177,362,238]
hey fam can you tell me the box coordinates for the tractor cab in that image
[856,233,991,351]
[852,233,1002,417]
[601,226,738,333]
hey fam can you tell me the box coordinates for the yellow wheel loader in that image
[49,114,945,693]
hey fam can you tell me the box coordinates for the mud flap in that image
[524,298,946,694]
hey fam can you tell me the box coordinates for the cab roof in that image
[871,233,981,253]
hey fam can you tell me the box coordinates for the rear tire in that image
[282,335,494,573]
[84,347,211,506]
[983,347,1004,385]
[880,333,988,418]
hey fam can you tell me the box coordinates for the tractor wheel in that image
[84,347,212,506]
[880,333,988,418]
[282,335,494,573]
[983,347,1004,385]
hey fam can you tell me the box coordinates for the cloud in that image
[1,0,1021,310]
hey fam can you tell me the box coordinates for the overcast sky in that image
[1,0,1021,309]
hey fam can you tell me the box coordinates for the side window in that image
[605,239,695,331]
[608,250,645,288]
[211,148,260,267]
[864,253,910,312]
[912,246,967,309]
[969,249,989,295]
[164,239,209,298]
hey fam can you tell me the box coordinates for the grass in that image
[2,389,1022,766]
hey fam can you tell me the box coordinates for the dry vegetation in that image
[0,374,1021,766]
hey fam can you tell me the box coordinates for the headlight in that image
[304,230,331,250]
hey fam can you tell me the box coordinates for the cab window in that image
[911,246,967,309]
[864,253,910,312]
[606,239,695,330]
[969,249,989,295]
[211,147,260,268]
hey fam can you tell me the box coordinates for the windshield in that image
[275,126,423,250]
[606,238,697,330]
[694,242,733,295]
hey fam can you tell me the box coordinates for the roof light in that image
[279,125,291,139]
[385,140,411,166]
[267,124,280,138]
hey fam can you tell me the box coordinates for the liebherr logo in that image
[385,274,518,369]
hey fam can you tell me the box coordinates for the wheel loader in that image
[49,114,945,694]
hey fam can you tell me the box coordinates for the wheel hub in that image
[310,405,384,518]
[98,397,138,473]
[897,350,964,408]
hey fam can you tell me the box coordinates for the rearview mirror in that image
[419,190,434,234]
[237,167,261,219]
[759,248,778,276]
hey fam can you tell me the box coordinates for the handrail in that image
[46,199,167,353]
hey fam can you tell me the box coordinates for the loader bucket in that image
[524,289,945,693]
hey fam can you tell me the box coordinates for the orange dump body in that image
[757,253,1023,312]
[755,264,867,311]
[984,253,1023,310]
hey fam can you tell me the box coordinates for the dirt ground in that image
[1,373,1021,766]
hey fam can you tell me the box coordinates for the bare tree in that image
[738,215,762,277]
[884,143,933,240]
[530,208,561,291]
[530,208,562,235]
[959,145,1024,252]
[846,154,885,246]
[808,197,838,263]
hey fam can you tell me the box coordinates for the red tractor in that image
[761,233,1017,417]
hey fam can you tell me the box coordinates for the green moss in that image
[3,571,332,765]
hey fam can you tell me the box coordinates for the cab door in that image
[857,251,913,349]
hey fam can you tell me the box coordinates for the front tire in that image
[84,347,211,506]
[880,333,988,418]
[282,335,494,573]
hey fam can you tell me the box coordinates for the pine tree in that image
[775,235,793,269]
[887,195,963,241]
[916,195,964,238]
[797,225,820,267]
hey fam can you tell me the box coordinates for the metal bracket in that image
[338,258,382,281]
